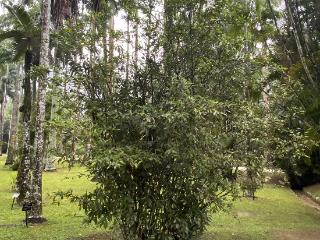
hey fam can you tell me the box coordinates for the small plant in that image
[11,159,20,171]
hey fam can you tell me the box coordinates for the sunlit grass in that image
[1,155,320,240]
[0,155,107,240]
[203,185,320,239]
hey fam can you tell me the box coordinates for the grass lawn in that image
[203,185,320,240]
[304,184,320,199]
[0,155,108,240]
[1,155,320,240]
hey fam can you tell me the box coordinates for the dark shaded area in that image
[286,149,320,190]
[1,120,10,154]
[26,217,47,224]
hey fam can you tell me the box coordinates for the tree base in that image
[27,216,47,224]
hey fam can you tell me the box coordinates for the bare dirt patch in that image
[234,210,256,218]
[294,191,320,211]
[274,230,320,240]
[69,233,116,240]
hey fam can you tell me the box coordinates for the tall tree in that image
[5,65,21,165]
[0,72,7,156]
[284,0,316,89]
[0,3,40,202]
[29,0,51,222]
[72,0,269,239]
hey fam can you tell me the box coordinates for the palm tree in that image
[28,0,51,223]
[0,3,40,203]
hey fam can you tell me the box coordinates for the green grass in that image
[203,186,320,240]
[304,184,320,199]
[0,155,108,240]
[1,155,320,240]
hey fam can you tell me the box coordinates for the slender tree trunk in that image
[108,2,115,94]
[5,67,21,165]
[266,0,293,66]
[134,20,138,75]
[126,17,130,82]
[103,18,108,61]
[0,99,4,157]
[44,95,56,171]
[293,0,311,56]
[163,0,175,81]
[0,67,8,156]
[29,0,51,222]
[285,0,316,89]
[133,16,139,99]
[89,14,96,66]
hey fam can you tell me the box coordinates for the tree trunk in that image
[44,96,56,171]
[0,68,8,156]
[5,66,21,165]
[134,20,138,75]
[108,2,115,94]
[266,0,293,66]
[0,99,4,157]
[163,0,175,82]
[103,18,108,61]
[29,0,51,222]
[126,16,130,82]
[17,50,33,204]
[285,0,316,89]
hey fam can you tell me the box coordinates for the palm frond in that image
[0,30,31,61]
[3,3,34,31]
[0,30,24,42]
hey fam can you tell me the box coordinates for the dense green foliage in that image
[51,0,272,238]
[260,0,320,188]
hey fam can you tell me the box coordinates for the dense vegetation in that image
[0,0,320,239]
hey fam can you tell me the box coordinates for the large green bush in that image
[55,0,269,239]
[79,85,238,239]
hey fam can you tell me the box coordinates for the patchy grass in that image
[1,155,320,240]
[304,184,320,198]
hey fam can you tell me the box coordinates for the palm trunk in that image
[5,66,21,165]
[29,0,51,222]
[17,50,33,204]
[44,96,56,171]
